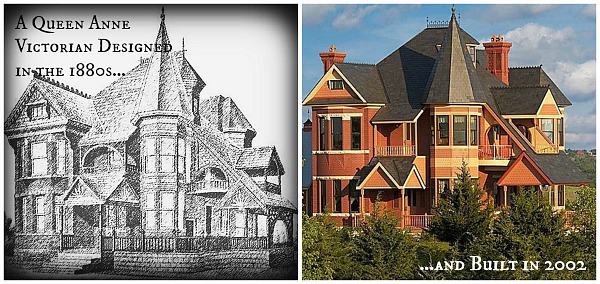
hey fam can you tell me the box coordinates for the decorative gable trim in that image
[497,152,552,186]
[302,65,367,105]
[63,177,104,206]
[357,162,402,189]
[536,89,561,117]
[403,165,426,189]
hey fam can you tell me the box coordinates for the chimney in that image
[302,119,312,132]
[483,35,512,85]
[319,44,346,74]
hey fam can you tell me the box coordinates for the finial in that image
[182,37,186,57]
[161,6,165,21]
[452,4,456,14]
[329,44,336,52]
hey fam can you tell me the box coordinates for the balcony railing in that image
[404,214,433,228]
[535,144,559,154]
[478,145,512,160]
[375,145,416,157]
[189,180,229,194]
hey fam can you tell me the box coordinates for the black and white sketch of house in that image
[4,7,296,279]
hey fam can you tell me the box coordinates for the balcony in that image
[375,145,416,157]
[535,144,559,154]
[478,145,512,166]
[189,180,228,194]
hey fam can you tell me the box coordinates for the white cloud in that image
[581,4,596,19]
[548,60,596,101]
[303,5,338,26]
[565,114,596,149]
[471,5,559,22]
[504,23,574,55]
[332,5,378,30]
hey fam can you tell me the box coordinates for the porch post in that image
[59,205,64,251]
[98,204,103,251]
[503,186,507,208]
[360,188,365,221]
[400,188,405,229]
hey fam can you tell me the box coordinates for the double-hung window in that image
[351,117,361,150]
[334,180,342,213]
[437,115,449,146]
[160,192,175,229]
[31,142,47,176]
[453,115,467,145]
[540,119,554,143]
[331,117,342,150]
[470,116,479,146]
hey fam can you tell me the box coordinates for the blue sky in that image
[302,4,596,150]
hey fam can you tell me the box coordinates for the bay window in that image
[331,117,342,150]
[160,191,175,229]
[558,118,564,146]
[160,138,175,173]
[470,115,479,146]
[31,142,47,176]
[437,115,449,146]
[540,118,554,143]
[35,195,44,232]
[57,140,66,175]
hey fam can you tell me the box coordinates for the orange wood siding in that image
[313,81,360,101]
[538,104,560,116]
[500,158,546,186]
[363,167,397,188]
[405,170,423,188]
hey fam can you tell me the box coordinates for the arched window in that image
[82,146,124,173]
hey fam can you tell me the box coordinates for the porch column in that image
[503,186,507,208]
[59,205,64,251]
[98,204,103,251]
[360,188,364,221]
[400,188,405,229]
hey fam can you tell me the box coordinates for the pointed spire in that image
[135,7,193,121]
[182,37,187,57]
[425,5,486,104]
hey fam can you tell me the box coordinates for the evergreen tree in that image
[427,161,492,252]
[565,186,596,279]
[491,188,572,279]
[350,193,418,279]
[302,212,349,280]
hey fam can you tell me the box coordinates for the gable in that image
[107,180,140,204]
[64,179,103,206]
[218,182,263,209]
[5,83,64,131]
[536,90,560,116]
[302,65,367,105]
[359,164,400,189]
[498,153,550,186]
[404,166,426,189]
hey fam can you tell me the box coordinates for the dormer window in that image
[328,80,343,90]
[26,101,48,120]
[468,46,476,65]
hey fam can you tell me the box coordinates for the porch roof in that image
[357,156,425,190]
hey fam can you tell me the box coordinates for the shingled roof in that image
[490,86,549,115]
[424,10,486,104]
[236,146,285,174]
[198,95,256,135]
[509,66,571,106]
[529,151,589,185]
[334,63,387,104]
[358,156,416,187]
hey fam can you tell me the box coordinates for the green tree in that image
[302,212,351,280]
[491,188,574,279]
[350,196,418,279]
[565,186,596,279]
[427,161,493,252]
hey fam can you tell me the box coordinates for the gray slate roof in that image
[528,151,589,184]
[236,146,285,174]
[198,95,256,134]
[509,66,571,106]
[334,63,387,104]
[359,156,416,187]
[490,86,549,115]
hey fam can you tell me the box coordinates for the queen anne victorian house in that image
[5,9,295,255]
[302,7,588,228]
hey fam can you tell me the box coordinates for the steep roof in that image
[509,66,571,106]
[236,145,285,174]
[135,10,193,120]
[424,10,486,104]
[490,86,549,115]
[5,74,96,130]
[198,95,256,135]
[529,151,589,184]
[358,156,416,186]
[334,63,387,104]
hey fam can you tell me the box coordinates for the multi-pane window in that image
[160,191,175,229]
[540,118,554,143]
[438,179,450,194]
[31,142,47,176]
[349,180,359,213]
[320,180,327,213]
[160,138,175,173]
[234,209,245,237]
[351,117,361,150]
[177,138,185,174]
[334,180,342,213]
[470,116,479,146]
[145,138,157,173]
[319,118,326,150]
[329,80,343,90]
[117,205,127,228]
[35,195,44,233]
[453,115,467,145]
[558,185,565,206]
[558,118,564,146]
[331,117,342,150]
[57,140,66,175]
[437,115,449,146]
[27,103,47,120]
[146,192,156,229]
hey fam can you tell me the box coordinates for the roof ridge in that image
[338,62,376,66]
[491,85,550,90]
[32,71,91,99]
[509,65,543,70]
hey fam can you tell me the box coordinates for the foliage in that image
[427,161,493,252]
[350,198,417,279]
[5,213,16,256]
[565,186,596,279]
[565,150,596,186]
